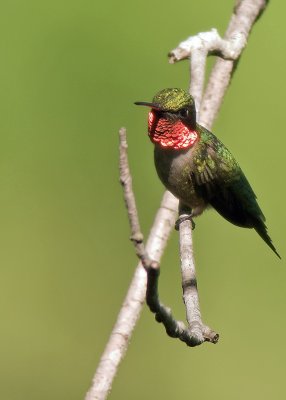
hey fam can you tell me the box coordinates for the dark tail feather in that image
[255,221,281,259]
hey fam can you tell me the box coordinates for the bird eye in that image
[179,108,189,118]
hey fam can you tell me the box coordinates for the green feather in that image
[194,125,280,258]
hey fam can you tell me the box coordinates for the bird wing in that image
[192,126,265,228]
[191,126,280,258]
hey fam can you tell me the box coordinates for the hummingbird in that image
[135,88,280,259]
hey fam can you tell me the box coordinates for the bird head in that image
[135,88,198,150]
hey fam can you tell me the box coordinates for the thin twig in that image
[119,128,145,261]
[85,1,269,398]
[177,217,220,344]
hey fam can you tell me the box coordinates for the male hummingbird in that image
[135,88,280,258]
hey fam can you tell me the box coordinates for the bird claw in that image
[175,215,196,231]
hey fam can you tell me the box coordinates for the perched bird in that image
[135,88,280,258]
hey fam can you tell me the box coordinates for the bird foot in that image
[175,215,196,231]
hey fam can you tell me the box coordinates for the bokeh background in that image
[0,0,285,399]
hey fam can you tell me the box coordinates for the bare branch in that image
[179,219,217,344]
[169,28,246,64]
[119,128,145,261]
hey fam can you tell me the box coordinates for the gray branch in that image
[85,0,268,399]
[119,128,145,260]
[179,217,219,344]
[169,28,246,65]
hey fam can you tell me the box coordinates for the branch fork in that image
[169,28,246,64]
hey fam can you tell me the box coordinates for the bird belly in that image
[154,146,207,216]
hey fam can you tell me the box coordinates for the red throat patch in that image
[148,111,198,150]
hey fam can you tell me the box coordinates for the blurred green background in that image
[0,0,285,399]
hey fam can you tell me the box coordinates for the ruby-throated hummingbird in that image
[135,88,280,258]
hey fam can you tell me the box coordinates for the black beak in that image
[134,101,161,110]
